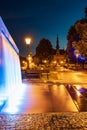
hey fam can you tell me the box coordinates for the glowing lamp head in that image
[25,38,31,45]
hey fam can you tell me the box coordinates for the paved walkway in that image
[0,80,87,129]
[0,112,87,129]
[1,70,87,129]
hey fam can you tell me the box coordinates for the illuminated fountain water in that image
[0,17,22,110]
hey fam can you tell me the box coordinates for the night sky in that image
[0,0,87,56]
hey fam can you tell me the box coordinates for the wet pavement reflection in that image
[1,81,78,114]
[66,84,87,111]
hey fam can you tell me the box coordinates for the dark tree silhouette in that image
[85,7,87,19]
[66,7,87,63]
[36,38,54,63]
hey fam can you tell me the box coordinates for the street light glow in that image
[25,38,31,45]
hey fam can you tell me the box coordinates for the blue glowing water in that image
[0,17,22,110]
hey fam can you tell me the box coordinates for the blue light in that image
[1,83,27,114]
[79,88,87,93]
[0,17,22,112]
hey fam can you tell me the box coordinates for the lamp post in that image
[25,37,31,54]
[25,37,31,69]
[74,49,79,70]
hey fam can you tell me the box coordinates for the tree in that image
[72,22,87,57]
[66,25,77,61]
[66,9,87,62]
[85,7,87,19]
[36,38,54,63]
[67,26,77,41]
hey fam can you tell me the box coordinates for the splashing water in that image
[0,17,22,110]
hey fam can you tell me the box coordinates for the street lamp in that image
[25,37,32,69]
[74,49,79,70]
[25,38,31,45]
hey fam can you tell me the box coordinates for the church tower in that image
[56,34,59,54]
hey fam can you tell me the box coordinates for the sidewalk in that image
[1,71,87,129]
[0,112,87,129]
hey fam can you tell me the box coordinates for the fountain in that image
[0,17,22,109]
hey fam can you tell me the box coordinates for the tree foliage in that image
[85,7,87,19]
[36,38,54,63]
[66,25,77,60]
[72,22,87,56]
[66,15,87,61]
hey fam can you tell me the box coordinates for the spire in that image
[56,34,59,55]
[56,34,59,50]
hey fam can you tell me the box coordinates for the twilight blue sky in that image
[0,0,87,56]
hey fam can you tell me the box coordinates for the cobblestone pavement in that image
[0,112,87,130]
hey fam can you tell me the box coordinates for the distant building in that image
[53,35,66,66]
